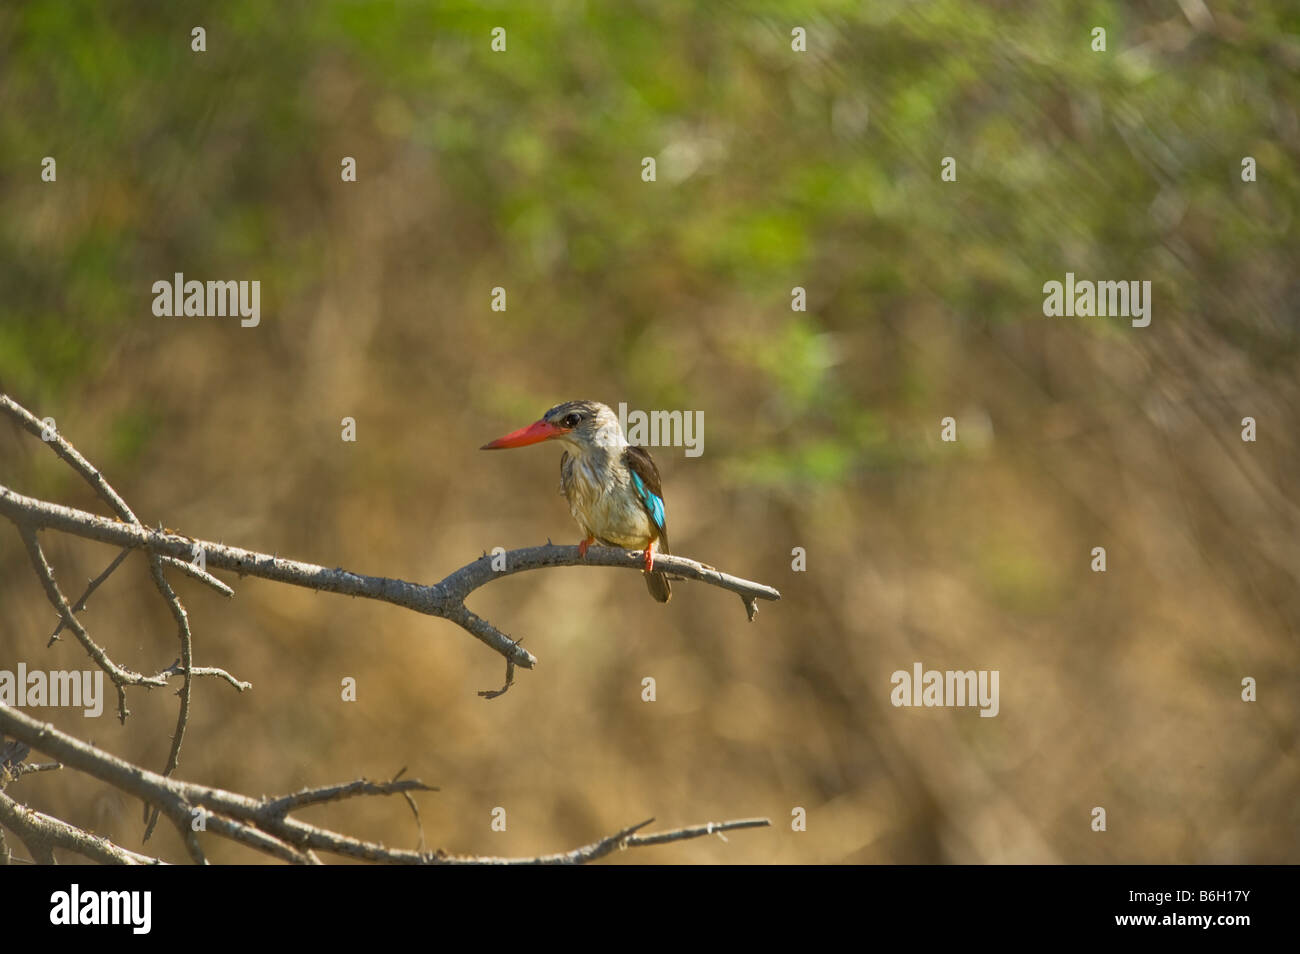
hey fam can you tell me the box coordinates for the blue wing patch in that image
[630,469,666,533]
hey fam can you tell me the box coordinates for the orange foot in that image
[578,536,595,558]
[643,544,656,573]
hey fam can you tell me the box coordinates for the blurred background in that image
[1,1,1298,863]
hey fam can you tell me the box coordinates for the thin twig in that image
[157,662,251,692]
[16,524,247,716]
[624,816,771,849]
[3,761,63,784]
[157,553,235,598]
[263,777,437,817]
[19,524,165,722]
[142,558,195,842]
[478,656,517,699]
[50,546,132,643]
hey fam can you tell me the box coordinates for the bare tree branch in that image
[7,761,62,781]
[263,777,438,817]
[463,816,774,865]
[16,523,247,717]
[51,547,231,644]
[157,661,251,692]
[141,558,195,842]
[3,395,241,804]
[0,790,163,865]
[0,395,232,600]
[0,485,781,680]
[444,543,783,611]
[0,705,768,865]
[19,523,168,720]
[0,737,62,786]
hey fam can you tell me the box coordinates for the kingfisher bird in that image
[481,400,672,603]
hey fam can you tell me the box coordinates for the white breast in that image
[562,454,655,549]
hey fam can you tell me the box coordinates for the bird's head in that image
[480,400,625,455]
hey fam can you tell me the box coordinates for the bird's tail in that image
[644,568,671,603]
[642,566,670,605]
[645,537,671,603]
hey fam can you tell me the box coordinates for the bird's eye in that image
[563,413,580,428]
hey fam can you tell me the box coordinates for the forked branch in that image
[0,490,780,686]
[0,705,769,865]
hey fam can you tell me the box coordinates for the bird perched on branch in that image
[481,400,672,603]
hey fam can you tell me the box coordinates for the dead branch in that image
[2,394,244,813]
[465,816,774,865]
[0,705,768,865]
[0,482,780,685]
[0,790,164,865]
[263,776,437,817]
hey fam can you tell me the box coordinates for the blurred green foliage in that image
[3,2,1296,492]
[4,4,1297,413]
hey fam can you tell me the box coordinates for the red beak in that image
[481,419,569,450]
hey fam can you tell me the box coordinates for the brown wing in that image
[623,445,669,553]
